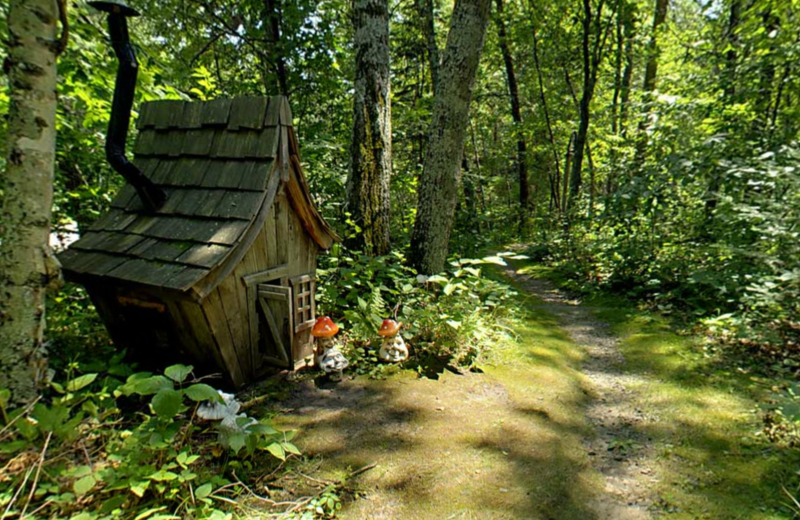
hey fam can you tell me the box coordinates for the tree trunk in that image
[347,0,392,256]
[619,2,636,139]
[494,0,529,213]
[568,0,594,202]
[723,0,740,101]
[754,10,778,136]
[0,0,60,404]
[634,0,669,162]
[416,0,441,95]
[531,24,561,212]
[265,0,289,96]
[410,0,491,274]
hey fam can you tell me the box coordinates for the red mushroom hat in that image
[311,316,340,338]
[378,319,401,337]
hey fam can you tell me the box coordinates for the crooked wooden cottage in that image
[59,96,338,387]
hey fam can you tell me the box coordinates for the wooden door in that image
[257,283,293,368]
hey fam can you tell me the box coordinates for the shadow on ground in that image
[259,292,603,520]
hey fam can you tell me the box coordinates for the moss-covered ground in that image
[262,264,799,519]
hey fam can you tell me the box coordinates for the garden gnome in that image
[311,316,349,381]
[377,319,409,363]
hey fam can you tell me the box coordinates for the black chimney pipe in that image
[89,0,165,212]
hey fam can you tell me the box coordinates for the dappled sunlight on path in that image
[267,287,601,519]
[258,264,788,519]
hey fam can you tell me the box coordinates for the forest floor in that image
[258,262,795,519]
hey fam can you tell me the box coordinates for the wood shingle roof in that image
[59,95,309,295]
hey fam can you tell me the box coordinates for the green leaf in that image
[151,389,183,418]
[74,474,96,495]
[148,469,179,482]
[427,274,449,285]
[164,364,193,383]
[130,480,150,497]
[481,256,507,266]
[445,320,462,330]
[66,373,97,392]
[100,495,127,513]
[134,376,174,396]
[443,283,457,296]
[184,384,222,403]
[195,483,213,499]
[227,433,247,454]
[282,442,301,456]
[134,506,167,520]
[265,442,286,460]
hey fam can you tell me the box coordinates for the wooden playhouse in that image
[59,96,339,386]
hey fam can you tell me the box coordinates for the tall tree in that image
[494,0,530,217]
[416,0,441,94]
[723,0,740,101]
[568,0,612,204]
[346,0,392,255]
[617,1,636,141]
[633,0,669,162]
[264,0,289,96]
[0,0,63,403]
[410,0,492,274]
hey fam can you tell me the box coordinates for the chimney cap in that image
[88,0,141,17]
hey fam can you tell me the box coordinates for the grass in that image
[519,263,800,519]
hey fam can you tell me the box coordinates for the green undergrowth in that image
[518,263,800,519]
[0,362,306,520]
[317,247,525,378]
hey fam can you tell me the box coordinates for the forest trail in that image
[261,265,773,519]
[505,269,655,520]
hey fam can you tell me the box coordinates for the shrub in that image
[0,364,298,520]
[316,246,520,374]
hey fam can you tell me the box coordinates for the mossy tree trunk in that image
[347,0,392,256]
[410,0,491,275]
[0,0,61,404]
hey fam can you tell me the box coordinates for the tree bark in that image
[410,0,491,274]
[494,0,529,213]
[754,10,778,135]
[619,1,635,139]
[634,0,669,162]
[531,24,561,212]
[416,0,441,95]
[264,0,289,96]
[568,0,594,201]
[0,0,60,404]
[347,0,392,256]
[723,0,740,101]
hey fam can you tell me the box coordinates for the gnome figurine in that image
[311,316,349,381]
[377,319,409,363]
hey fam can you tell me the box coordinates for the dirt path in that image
[506,270,656,520]
[260,268,660,519]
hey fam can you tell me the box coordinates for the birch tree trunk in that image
[347,0,392,256]
[0,0,61,404]
[410,0,491,274]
